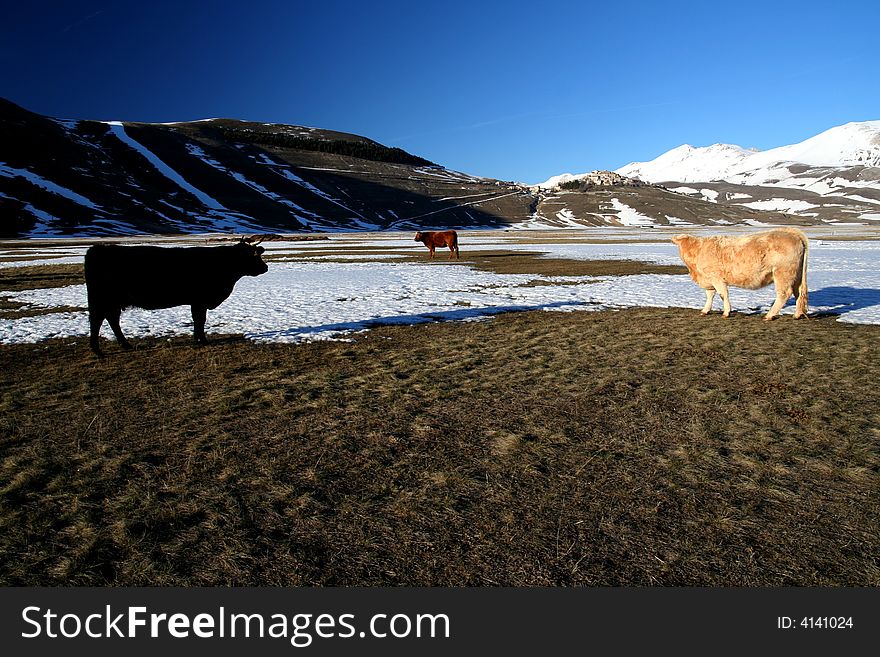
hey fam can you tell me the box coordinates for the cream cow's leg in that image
[701,288,716,315]
[765,272,794,321]
[715,282,731,317]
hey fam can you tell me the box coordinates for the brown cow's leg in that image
[106,307,132,349]
[192,306,208,344]
[429,247,435,259]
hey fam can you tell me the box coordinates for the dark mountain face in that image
[0,98,811,238]
[0,99,535,237]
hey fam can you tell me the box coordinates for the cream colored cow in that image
[671,228,809,320]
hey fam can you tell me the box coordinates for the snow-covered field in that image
[2,232,879,345]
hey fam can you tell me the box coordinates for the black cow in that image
[84,240,269,354]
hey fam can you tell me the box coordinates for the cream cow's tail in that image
[796,230,809,318]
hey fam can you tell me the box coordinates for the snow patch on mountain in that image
[741,199,821,213]
[0,163,100,209]
[184,143,327,229]
[608,198,654,226]
[105,121,226,210]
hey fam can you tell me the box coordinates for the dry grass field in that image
[1,293,879,585]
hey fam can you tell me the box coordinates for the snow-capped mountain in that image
[615,143,757,184]
[615,121,880,224]
[619,121,880,182]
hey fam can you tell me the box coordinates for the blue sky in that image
[2,0,878,183]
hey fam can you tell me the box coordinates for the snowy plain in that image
[2,230,880,346]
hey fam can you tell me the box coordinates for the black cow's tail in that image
[83,245,99,301]
[83,243,111,297]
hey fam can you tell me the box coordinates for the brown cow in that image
[414,230,460,259]
[671,228,809,320]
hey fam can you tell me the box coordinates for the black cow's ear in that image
[256,246,265,254]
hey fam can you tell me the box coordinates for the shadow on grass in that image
[246,300,598,341]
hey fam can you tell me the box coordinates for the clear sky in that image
[2,0,879,184]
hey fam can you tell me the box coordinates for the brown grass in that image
[0,304,87,319]
[498,237,672,245]
[0,264,84,291]
[0,255,75,263]
[0,298,26,311]
[455,251,687,276]
[266,248,687,276]
[1,308,878,586]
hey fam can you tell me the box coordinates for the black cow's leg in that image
[192,306,208,344]
[89,308,105,355]
[106,307,132,349]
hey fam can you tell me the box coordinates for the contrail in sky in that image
[62,9,105,33]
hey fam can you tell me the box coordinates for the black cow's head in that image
[234,240,269,276]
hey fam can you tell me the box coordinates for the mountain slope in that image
[615,121,880,224]
[1,98,833,237]
[522,183,802,229]
[0,98,535,237]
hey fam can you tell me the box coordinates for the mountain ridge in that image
[0,98,849,237]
